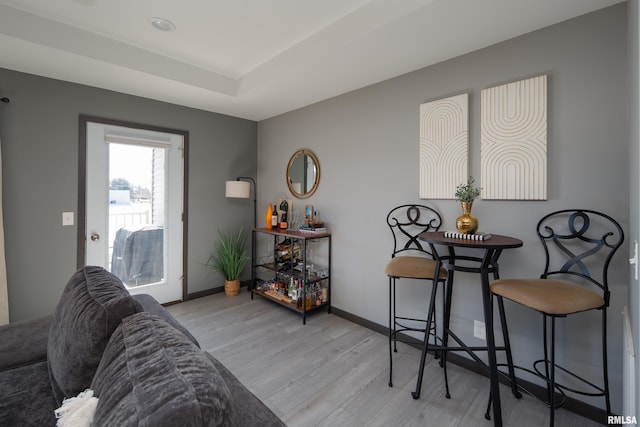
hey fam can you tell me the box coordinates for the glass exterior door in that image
[85,121,184,303]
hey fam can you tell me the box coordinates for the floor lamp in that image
[225,177,257,295]
[225,177,256,228]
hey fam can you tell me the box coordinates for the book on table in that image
[443,231,492,241]
[298,225,327,234]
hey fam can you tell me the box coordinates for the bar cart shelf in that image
[251,227,331,324]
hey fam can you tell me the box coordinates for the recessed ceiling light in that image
[150,17,176,32]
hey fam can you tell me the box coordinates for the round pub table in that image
[416,231,523,427]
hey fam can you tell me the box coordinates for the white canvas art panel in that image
[481,75,547,200]
[419,93,468,199]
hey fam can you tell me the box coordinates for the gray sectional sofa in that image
[0,266,284,426]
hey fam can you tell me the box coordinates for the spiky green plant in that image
[207,229,249,281]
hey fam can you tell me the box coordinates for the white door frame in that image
[78,115,188,302]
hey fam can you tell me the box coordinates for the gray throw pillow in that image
[91,312,238,427]
[47,266,142,404]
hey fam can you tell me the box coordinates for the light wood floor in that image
[167,291,603,427]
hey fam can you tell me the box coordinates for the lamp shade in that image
[225,180,251,198]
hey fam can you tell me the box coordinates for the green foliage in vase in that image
[207,228,249,281]
[455,176,482,202]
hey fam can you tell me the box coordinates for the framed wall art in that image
[419,93,469,199]
[480,75,547,200]
[304,205,314,224]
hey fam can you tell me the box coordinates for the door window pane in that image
[108,143,166,287]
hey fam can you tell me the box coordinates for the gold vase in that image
[456,201,478,234]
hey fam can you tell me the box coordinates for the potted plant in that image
[454,176,482,234]
[454,176,482,202]
[207,228,250,296]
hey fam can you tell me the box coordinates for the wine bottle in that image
[271,205,278,229]
[279,200,288,229]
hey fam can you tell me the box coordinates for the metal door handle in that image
[90,233,100,242]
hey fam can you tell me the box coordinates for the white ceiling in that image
[0,0,625,121]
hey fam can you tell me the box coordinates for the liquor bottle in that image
[315,283,322,306]
[297,279,303,308]
[265,204,272,229]
[271,205,278,229]
[289,277,295,299]
[305,279,312,310]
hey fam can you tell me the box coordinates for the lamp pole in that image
[235,177,256,228]
[230,176,257,295]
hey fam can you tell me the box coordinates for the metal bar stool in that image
[385,204,447,389]
[489,209,624,426]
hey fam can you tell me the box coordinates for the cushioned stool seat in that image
[385,256,447,280]
[491,279,604,315]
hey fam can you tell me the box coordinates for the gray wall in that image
[0,68,257,322]
[258,4,628,412]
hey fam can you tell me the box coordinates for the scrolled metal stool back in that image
[386,204,442,258]
[536,209,624,306]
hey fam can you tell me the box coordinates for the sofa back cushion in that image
[47,266,142,404]
[91,312,238,427]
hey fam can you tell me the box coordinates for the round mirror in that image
[287,149,320,199]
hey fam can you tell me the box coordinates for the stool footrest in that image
[533,359,607,398]
[495,360,607,411]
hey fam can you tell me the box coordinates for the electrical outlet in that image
[474,320,486,340]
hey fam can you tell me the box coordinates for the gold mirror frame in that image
[286,149,320,199]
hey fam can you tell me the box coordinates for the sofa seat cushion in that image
[0,361,57,427]
[47,266,142,404]
[0,315,52,372]
[90,312,238,427]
